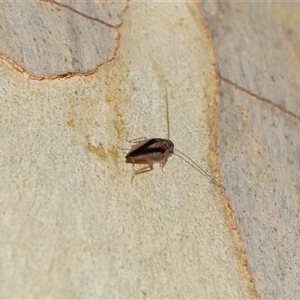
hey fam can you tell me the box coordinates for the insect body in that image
[126,138,174,181]
[125,89,224,190]
[126,137,223,189]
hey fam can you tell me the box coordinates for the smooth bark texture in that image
[200,2,300,299]
[3,0,289,298]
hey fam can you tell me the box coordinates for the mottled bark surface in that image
[4,1,294,298]
[200,2,300,299]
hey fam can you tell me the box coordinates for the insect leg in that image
[131,164,153,183]
[126,137,147,144]
[119,137,147,151]
[159,150,171,174]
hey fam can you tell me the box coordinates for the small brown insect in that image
[125,89,224,189]
[126,137,223,189]
[126,138,174,181]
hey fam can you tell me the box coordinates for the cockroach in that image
[126,138,174,178]
[125,90,224,190]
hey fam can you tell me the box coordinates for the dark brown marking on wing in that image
[126,138,174,164]
[126,139,167,157]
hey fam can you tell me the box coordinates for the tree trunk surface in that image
[200,2,300,299]
[1,1,298,298]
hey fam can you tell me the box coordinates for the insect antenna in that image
[165,87,224,190]
[173,148,225,190]
[165,88,170,140]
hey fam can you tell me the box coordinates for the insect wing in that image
[126,139,153,157]
[126,138,169,159]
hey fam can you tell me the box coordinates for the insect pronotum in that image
[125,90,224,190]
